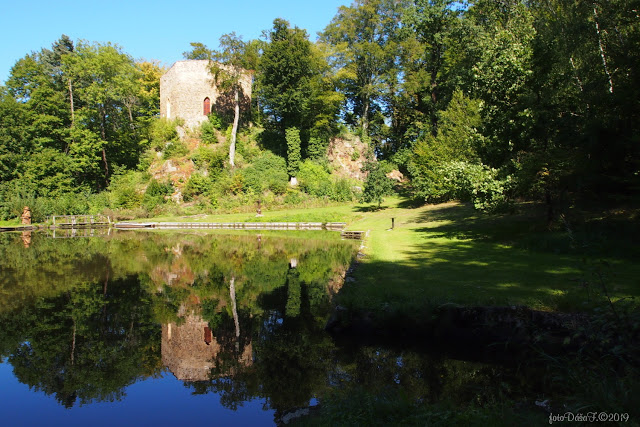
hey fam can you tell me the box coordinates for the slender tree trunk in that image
[229,276,240,352]
[65,78,75,155]
[569,57,584,92]
[362,99,370,137]
[593,4,614,94]
[70,319,76,366]
[68,78,75,126]
[101,264,110,328]
[99,105,109,181]
[229,87,239,168]
[430,55,440,135]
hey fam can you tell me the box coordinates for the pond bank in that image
[325,304,590,361]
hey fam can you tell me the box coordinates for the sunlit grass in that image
[339,198,640,316]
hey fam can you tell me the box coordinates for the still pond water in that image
[0,230,546,426]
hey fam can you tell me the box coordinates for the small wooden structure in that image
[50,227,112,239]
[340,230,366,240]
[114,222,349,231]
[51,215,111,228]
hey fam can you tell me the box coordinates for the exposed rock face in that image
[386,169,405,183]
[327,136,369,181]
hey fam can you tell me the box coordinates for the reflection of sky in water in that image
[0,363,273,427]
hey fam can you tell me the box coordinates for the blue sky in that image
[1,0,350,84]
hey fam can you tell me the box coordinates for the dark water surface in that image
[0,230,547,426]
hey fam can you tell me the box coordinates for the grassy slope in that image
[144,196,639,316]
[343,197,639,316]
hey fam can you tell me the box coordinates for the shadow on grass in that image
[340,244,593,317]
[338,202,640,317]
[411,202,640,261]
[353,205,389,213]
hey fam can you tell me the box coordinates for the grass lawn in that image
[340,197,639,317]
[144,195,639,316]
[134,202,365,224]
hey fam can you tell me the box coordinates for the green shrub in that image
[298,160,333,198]
[210,111,224,130]
[409,160,513,213]
[183,173,213,202]
[332,178,354,202]
[351,149,360,162]
[150,118,182,150]
[269,180,288,195]
[145,179,173,198]
[143,179,173,208]
[191,147,227,177]
[361,162,394,207]
[307,136,328,160]
[107,171,144,209]
[242,152,288,194]
[217,171,245,196]
[163,140,189,159]
[200,120,217,144]
[87,192,109,215]
[137,149,156,171]
[284,189,305,205]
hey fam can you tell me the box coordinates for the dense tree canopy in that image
[0,36,160,199]
[1,1,638,219]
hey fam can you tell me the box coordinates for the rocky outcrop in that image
[327,136,368,181]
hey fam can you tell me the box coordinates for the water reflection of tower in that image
[162,314,252,382]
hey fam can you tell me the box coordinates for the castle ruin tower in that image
[159,60,252,130]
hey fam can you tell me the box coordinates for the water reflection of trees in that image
[0,231,357,409]
[4,276,161,407]
[0,231,544,414]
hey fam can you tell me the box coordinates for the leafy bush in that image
[145,179,173,198]
[163,140,189,159]
[107,171,144,209]
[307,136,328,160]
[191,147,226,177]
[209,111,224,130]
[150,118,182,150]
[284,189,306,205]
[87,192,109,215]
[409,160,513,212]
[143,179,173,208]
[200,111,226,144]
[242,152,288,194]
[182,173,213,202]
[137,149,156,171]
[351,149,360,162]
[298,160,333,197]
[332,178,354,202]
[200,120,217,144]
[217,170,245,196]
[361,162,394,207]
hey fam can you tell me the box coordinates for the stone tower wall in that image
[160,60,252,129]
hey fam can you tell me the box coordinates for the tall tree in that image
[210,33,252,168]
[321,0,407,137]
[401,0,467,136]
[2,37,156,194]
[258,19,315,138]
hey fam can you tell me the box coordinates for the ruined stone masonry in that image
[160,60,252,129]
